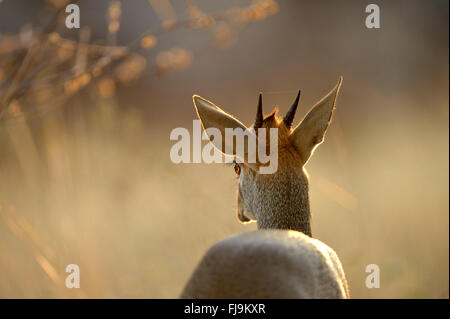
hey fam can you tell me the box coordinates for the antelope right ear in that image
[290,77,343,164]
[193,95,249,157]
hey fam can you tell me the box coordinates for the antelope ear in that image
[193,95,256,164]
[290,77,343,164]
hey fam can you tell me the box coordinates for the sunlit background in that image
[0,0,448,298]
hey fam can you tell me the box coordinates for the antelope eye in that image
[233,162,241,175]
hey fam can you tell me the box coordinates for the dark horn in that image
[283,90,301,128]
[254,92,263,129]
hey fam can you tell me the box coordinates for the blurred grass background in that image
[0,0,448,298]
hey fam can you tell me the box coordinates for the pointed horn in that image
[254,92,263,129]
[283,90,301,128]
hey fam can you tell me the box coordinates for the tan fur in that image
[182,77,349,298]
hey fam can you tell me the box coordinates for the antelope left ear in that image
[290,77,343,164]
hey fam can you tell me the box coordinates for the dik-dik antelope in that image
[181,77,349,298]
